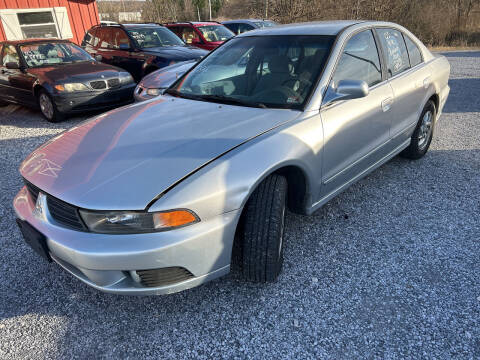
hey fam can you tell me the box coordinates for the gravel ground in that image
[0,51,479,359]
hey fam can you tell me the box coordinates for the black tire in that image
[37,89,64,123]
[400,100,436,160]
[0,99,9,107]
[241,174,288,282]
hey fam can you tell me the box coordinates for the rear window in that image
[403,34,423,67]
[377,28,410,77]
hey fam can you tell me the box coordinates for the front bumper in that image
[13,186,238,295]
[53,83,136,114]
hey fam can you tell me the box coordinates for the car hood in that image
[138,60,194,89]
[28,61,123,83]
[143,45,207,60]
[21,97,300,210]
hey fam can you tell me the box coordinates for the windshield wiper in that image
[196,94,268,109]
[164,90,268,108]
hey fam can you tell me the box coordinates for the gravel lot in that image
[0,51,479,359]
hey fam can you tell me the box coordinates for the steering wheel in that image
[252,86,303,104]
[281,77,312,92]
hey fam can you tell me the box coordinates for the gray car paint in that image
[14,21,450,295]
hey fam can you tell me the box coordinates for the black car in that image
[0,39,136,122]
[81,23,208,82]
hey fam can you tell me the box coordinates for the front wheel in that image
[38,90,64,123]
[400,100,436,160]
[241,174,288,282]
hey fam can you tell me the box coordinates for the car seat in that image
[253,55,292,94]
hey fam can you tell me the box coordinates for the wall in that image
[0,0,99,44]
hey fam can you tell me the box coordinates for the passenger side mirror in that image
[192,38,202,45]
[323,80,369,104]
[6,62,20,70]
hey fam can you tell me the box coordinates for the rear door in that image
[320,29,394,196]
[376,28,431,142]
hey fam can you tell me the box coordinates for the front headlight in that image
[79,209,199,234]
[146,88,163,96]
[55,83,89,92]
[119,72,134,85]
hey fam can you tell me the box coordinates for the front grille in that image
[46,196,86,231]
[107,78,120,88]
[24,180,40,203]
[90,80,107,89]
[136,267,194,287]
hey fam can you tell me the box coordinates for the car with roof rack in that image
[14,21,450,295]
[81,23,207,82]
[0,39,136,122]
[165,21,234,51]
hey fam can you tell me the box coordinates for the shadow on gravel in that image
[443,78,480,113]
[1,148,479,357]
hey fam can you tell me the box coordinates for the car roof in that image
[237,20,363,37]
[2,38,71,46]
[222,19,270,24]
[167,22,222,27]
[121,23,164,28]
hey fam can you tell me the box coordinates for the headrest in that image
[268,55,289,73]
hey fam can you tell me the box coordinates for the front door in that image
[0,44,31,104]
[320,29,393,198]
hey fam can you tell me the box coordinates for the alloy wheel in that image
[418,110,433,149]
[39,93,54,120]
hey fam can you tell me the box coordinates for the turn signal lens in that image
[153,210,197,229]
[79,209,199,234]
[54,84,65,91]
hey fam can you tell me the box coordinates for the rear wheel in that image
[400,100,436,160]
[241,174,288,282]
[37,90,64,123]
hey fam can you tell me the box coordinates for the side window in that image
[238,23,254,34]
[403,34,422,67]
[111,29,130,49]
[97,28,114,49]
[84,29,99,47]
[181,26,199,44]
[2,45,20,66]
[377,28,410,77]
[332,30,382,87]
[225,23,238,35]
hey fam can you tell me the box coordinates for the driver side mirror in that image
[324,79,369,104]
[6,62,20,70]
[94,54,103,62]
[119,43,131,51]
[191,38,202,45]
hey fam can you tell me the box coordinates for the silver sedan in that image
[14,21,450,295]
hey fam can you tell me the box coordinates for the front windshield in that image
[127,27,185,48]
[169,35,334,109]
[197,25,234,42]
[20,42,93,67]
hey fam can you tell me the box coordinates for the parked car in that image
[222,19,277,35]
[14,21,450,295]
[165,22,234,51]
[81,23,207,82]
[134,60,195,102]
[0,39,136,122]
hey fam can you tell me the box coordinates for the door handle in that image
[381,97,393,112]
